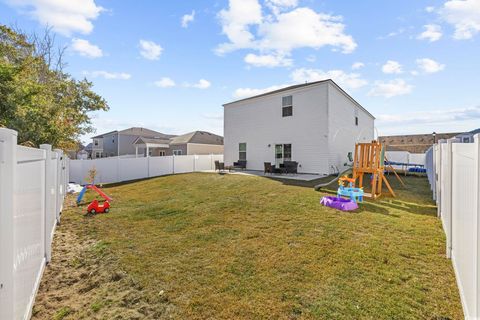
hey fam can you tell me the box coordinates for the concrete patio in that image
[204,169,325,181]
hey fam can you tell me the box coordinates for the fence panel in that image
[409,153,426,166]
[149,156,174,176]
[451,142,478,318]
[119,157,148,181]
[427,135,480,319]
[14,145,46,320]
[0,128,67,320]
[194,154,214,171]
[69,154,224,184]
[94,157,119,184]
[174,155,195,173]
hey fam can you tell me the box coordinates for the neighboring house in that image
[379,132,460,153]
[84,143,93,159]
[91,127,175,158]
[133,131,224,156]
[455,128,480,143]
[77,149,89,160]
[169,131,224,155]
[223,79,375,175]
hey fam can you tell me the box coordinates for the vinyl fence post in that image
[54,149,63,224]
[475,134,480,316]
[437,142,443,218]
[0,128,17,320]
[445,139,453,259]
[40,144,53,263]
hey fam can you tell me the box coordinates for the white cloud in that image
[417,24,443,42]
[83,70,131,80]
[440,0,480,39]
[351,62,365,70]
[216,0,356,65]
[154,77,176,88]
[233,67,367,99]
[187,79,211,89]
[267,0,298,8]
[181,10,195,28]
[217,0,263,54]
[381,60,403,74]
[258,8,357,54]
[244,52,292,67]
[71,38,103,58]
[368,79,413,98]
[291,68,368,89]
[425,6,436,12]
[139,40,163,60]
[416,58,445,73]
[306,55,316,62]
[377,105,480,126]
[6,0,103,36]
[377,28,406,40]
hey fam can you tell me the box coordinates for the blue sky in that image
[1,0,480,143]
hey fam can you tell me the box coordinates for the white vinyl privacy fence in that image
[385,151,426,166]
[427,135,480,319]
[69,154,224,185]
[0,128,68,320]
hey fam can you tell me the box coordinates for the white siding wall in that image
[327,83,375,173]
[224,84,329,174]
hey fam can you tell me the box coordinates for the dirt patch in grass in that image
[33,173,462,319]
[32,197,173,319]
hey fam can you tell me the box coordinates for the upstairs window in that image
[282,95,293,117]
[173,150,183,156]
[94,139,98,146]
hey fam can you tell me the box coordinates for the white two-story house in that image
[223,79,375,175]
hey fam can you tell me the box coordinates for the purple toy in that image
[320,196,358,211]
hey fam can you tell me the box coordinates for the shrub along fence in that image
[0,128,68,320]
[426,134,480,319]
[69,154,224,185]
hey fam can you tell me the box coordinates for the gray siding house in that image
[91,127,175,158]
[133,131,224,157]
[92,127,223,158]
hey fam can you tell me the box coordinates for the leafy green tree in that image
[0,25,108,150]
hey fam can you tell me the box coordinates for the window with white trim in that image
[282,95,293,117]
[239,143,246,160]
[173,150,183,156]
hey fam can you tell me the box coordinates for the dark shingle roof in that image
[92,127,176,139]
[170,131,223,145]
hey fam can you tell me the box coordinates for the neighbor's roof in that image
[92,127,176,139]
[132,136,170,145]
[222,79,375,119]
[468,128,480,135]
[170,131,224,145]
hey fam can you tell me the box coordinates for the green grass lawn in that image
[46,173,462,319]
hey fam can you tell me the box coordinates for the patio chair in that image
[233,160,247,170]
[214,160,225,172]
[264,162,273,174]
[283,161,298,174]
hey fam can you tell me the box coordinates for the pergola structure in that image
[133,137,170,157]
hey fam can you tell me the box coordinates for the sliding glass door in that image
[275,144,292,166]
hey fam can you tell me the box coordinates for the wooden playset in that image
[352,140,404,199]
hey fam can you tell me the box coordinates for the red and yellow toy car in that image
[87,200,110,214]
